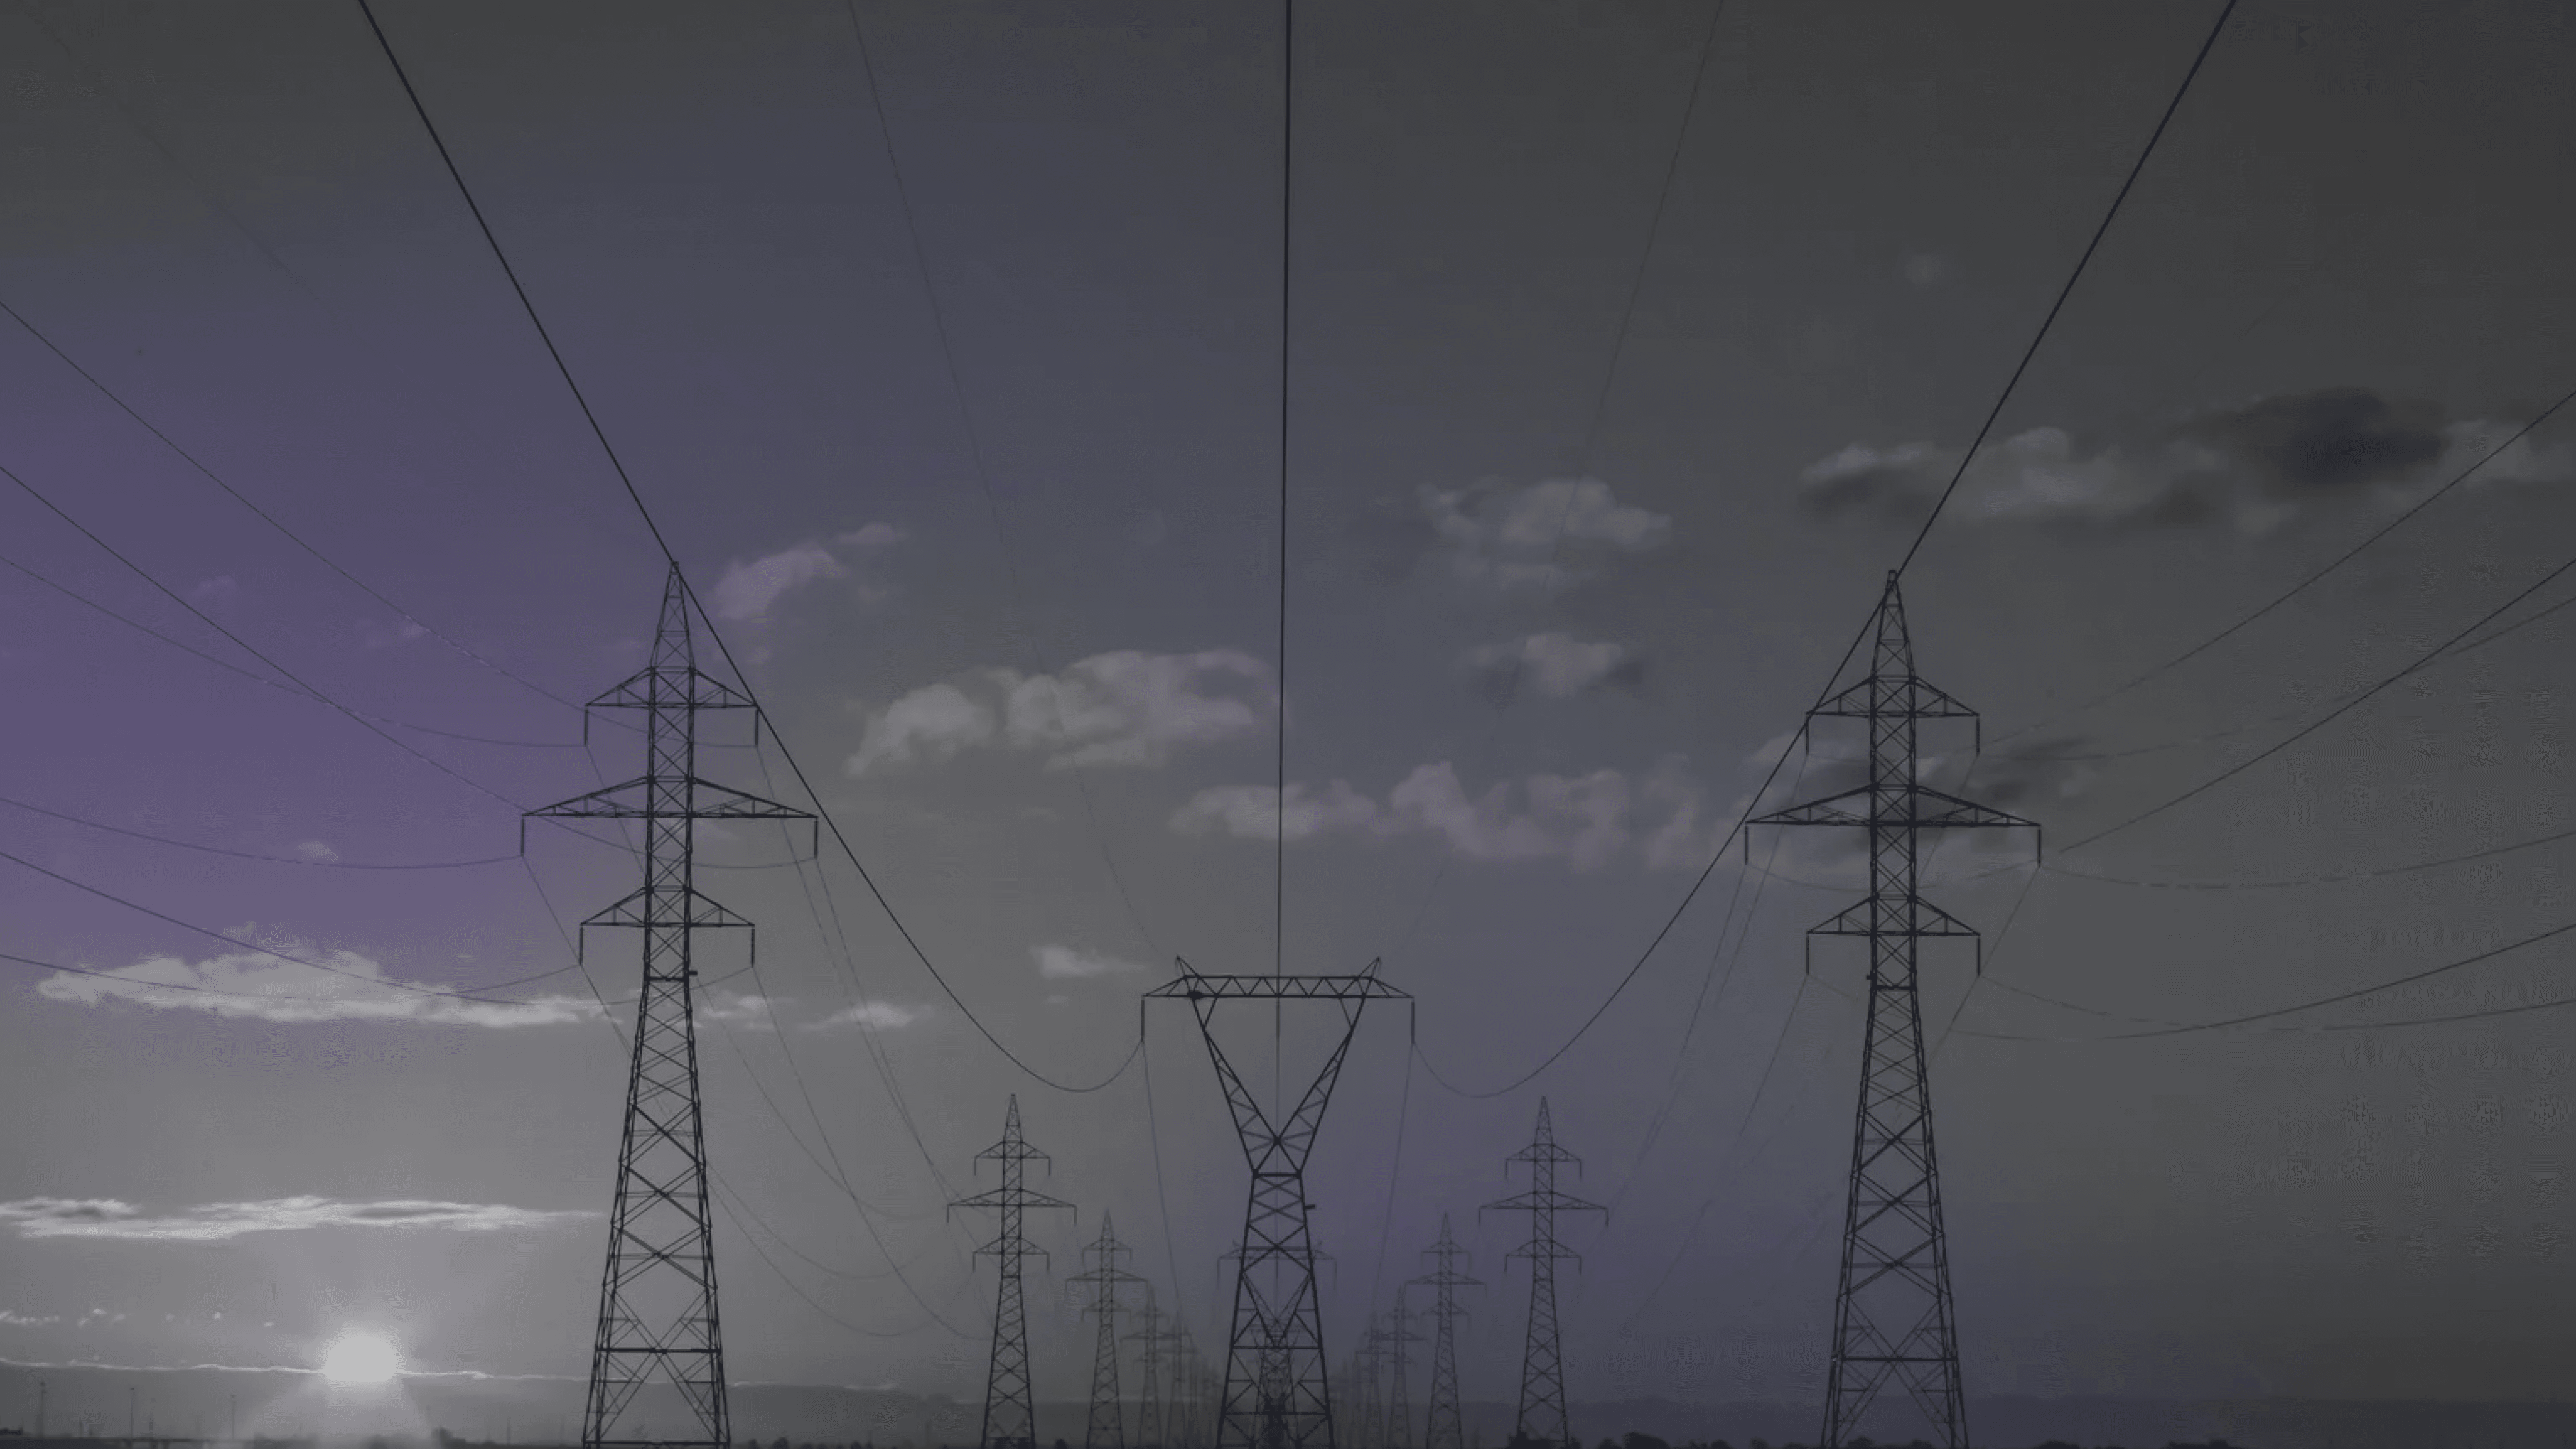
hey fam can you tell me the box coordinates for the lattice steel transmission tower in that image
[1127,1292,1170,1449]
[1750,571,2037,1449]
[1405,1216,1480,1449]
[1349,1311,1388,1449]
[1073,1214,1150,1449]
[1480,1101,1603,1449]
[1384,1295,1423,1449]
[952,1097,1074,1449]
[1147,959,1410,1449]
[528,563,814,1449]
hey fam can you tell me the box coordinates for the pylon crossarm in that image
[1812,671,1976,721]
[1146,972,1410,1003]
[589,666,755,713]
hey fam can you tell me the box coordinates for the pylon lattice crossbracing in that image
[1751,571,2039,1449]
[528,564,814,1449]
[1126,1292,1170,1449]
[1405,1215,1481,1449]
[1481,1100,1603,1449]
[1072,1214,1151,1449]
[1147,959,1410,1449]
[953,1096,1074,1449]
[1384,1295,1423,1449]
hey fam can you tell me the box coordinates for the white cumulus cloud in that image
[1032,945,1147,980]
[807,1001,930,1031]
[1419,477,1671,591]
[709,526,906,623]
[1460,632,1643,700]
[0,1197,593,1243]
[849,650,1273,775]
[1173,764,1633,871]
[37,950,604,1028]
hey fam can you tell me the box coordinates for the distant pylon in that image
[1405,1216,1481,1449]
[1750,571,2038,1449]
[1127,1292,1169,1449]
[1480,1101,1604,1449]
[1147,959,1410,1449]
[1072,1214,1150,1449]
[1350,1311,1388,1449]
[528,563,815,1449]
[1385,1296,1423,1449]
[951,1096,1074,1449]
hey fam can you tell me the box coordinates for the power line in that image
[2062,539,2576,853]
[0,792,519,871]
[1411,0,2236,1100]
[1992,378,2576,749]
[1,844,574,1002]
[1961,913,2576,1044]
[357,0,1145,1096]
[1386,0,1727,965]
[835,1,1168,965]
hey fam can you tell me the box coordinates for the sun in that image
[320,1332,399,1384]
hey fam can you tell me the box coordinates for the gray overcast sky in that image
[6,0,2576,1431]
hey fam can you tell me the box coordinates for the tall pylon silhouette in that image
[527,564,814,1449]
[1126,1292,1169,1449]
[1350,1311,1388,1449]
[1147,959,1409,1449]
[1405,1216,1481,1449]
[1752,571,2037,1449]
[1071,1214,1150,1449]
[1481,1102,1603,1449]
[951,1097,1074,1449]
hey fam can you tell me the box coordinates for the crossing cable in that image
[1386,0,1727,966]
[2059,539,2576,854]
[0,292,620,733]
[1412,0,2240,1100]
[0,543,582,750]
[0,792,517,871]
[357,0,1144,1095]
[1,843,577,1002]
[517,853,979,1336]
[838,1,1166,965]
[1990,378,2576,750]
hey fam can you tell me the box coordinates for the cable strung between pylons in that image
[356,0,1140,1095]
[1413,0,2240,1100]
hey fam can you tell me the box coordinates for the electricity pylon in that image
[1750,570,2037,1449]
[1481,1101,1603,1449]
[952,1097,1074,1449]
[1405,1216,1481,1449]
[1385,1296,1424,1449]
[1147,959,1410,1449]
[1127,1292,1170,1449]
[528,563,814,1449]
[1350,1311,1388,1449]
[1072,1214,1150,1449]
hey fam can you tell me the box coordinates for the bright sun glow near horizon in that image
[320,1332,400,1384]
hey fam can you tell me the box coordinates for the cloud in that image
[37,950,605,1028]
[844,683,996,775]
[1460,632,1645,702]
[291,840,339,864]
[709,527,906,623]
[1799,387,2574,537]
[1412,477,1672,591]
[848,650,1274,775]
[1031,945,1146,980]
[695,991,778,1031]
[0,1310,62,1325]
[1172,764,1634,871]
[1168,780,1383,842]
[807,1001,930,1031]
[0,1197,592,1243]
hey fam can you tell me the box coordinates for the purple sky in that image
[6,0,2576,1431]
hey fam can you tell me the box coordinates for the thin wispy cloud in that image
[1172,762,1634,870]
[1460,632,1645,702]
[806,1001,930,1031]
[1801,386,2572,537]
[0,1197,593,1243]
[1420,477,1672,592]
[847,649,1274,776]
[37,950,605,1028]
[708,525,904,623]
[1031,945,1146,980]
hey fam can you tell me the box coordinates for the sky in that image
[7,0,2576,1438]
